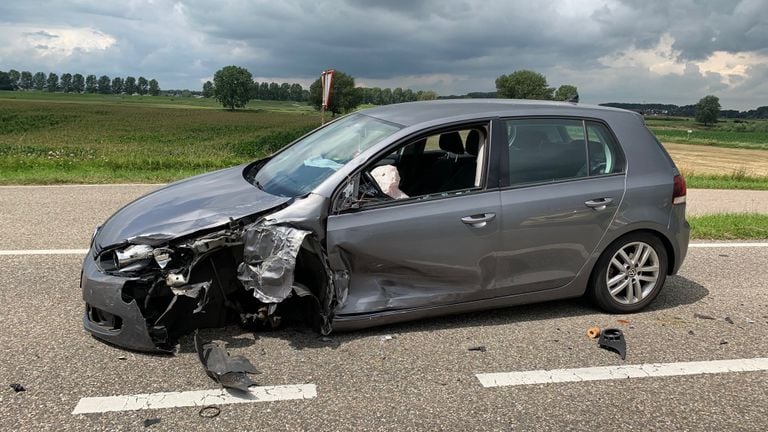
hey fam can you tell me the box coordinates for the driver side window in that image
[338,124,489,210]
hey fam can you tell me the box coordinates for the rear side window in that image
[586,121,625,175]
[505,118,625,186]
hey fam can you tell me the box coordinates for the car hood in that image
[93,164,291,252]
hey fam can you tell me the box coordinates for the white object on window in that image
[370,165,409,199]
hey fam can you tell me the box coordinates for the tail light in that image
[673,174,686,204]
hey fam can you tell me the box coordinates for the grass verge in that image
[685,173,768,190]
[689,213,768,240]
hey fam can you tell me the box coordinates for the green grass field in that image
[689,213,768,240]
[645,117,768,150]
[0,92,320,183]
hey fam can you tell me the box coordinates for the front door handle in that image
[584,197,614,210]
[461,213,496,227]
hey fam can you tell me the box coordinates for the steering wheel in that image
[360,171,390,200]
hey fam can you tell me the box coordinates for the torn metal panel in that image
[194,332,260,392]
[262,193,329,241]
[237,224,310,304]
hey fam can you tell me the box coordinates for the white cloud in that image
[1,25,115,59]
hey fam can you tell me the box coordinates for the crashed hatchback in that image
[82,99,689,352]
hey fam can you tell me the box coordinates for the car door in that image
[325,122,503,315]
[495,118,627,295]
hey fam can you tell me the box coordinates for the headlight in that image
[115,244,154,272]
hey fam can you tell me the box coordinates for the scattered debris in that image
[143,418,161,427]
[718,254,729,257]
[724,317,734,324]
[117,356,127,361]
[320,336,333,342]
[616,319,630,325]
[9,383,25,392]
[380,335,395,342]
[747,318,755,324]
[694,313,716,320]
[195,332,260,392]
[199,406,221,418]
[468,346,487,352]
[688,330,695,336]
[587,327,601,339]
[719,340,729,345]
[597,328,627,360]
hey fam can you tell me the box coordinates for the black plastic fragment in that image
[468,345,487,352]
[9,383,25,392]
[597,328,626,360]
[194,331,260,392]
[143,418,161,427]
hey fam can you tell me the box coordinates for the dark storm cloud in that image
[0,0,766,108]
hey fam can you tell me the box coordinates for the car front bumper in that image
[81,252,160,352]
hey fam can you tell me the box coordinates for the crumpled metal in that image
[237,224,309,304]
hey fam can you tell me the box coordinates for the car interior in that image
[357,126,488,204]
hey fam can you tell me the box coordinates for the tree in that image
[268,82,279,100]
[392,87,404,104]
[8,69,20,89]
[85,74,97,93]
[213,65,254,110]
[249,81,259,99]
[111,77,123,94]
[97,75,111,94]
[148,79,160,96]
[33,72,46,90]
[0,71,12,91]
[137,76,148,95]
[308,70,361,115]
[60,73,73,92]
[259,82,269,100]
[72,73,85,93]
[289,83,303,101]
[695,95,721,126]
[46,73,59,92]
[416,90,438,101]
[554,84,579,101]
[124,76,136,94]
[202,80,214,98]
[20,71,33,90]
[495,70,554,100]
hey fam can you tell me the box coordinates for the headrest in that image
[465,130,481,156]
[514,129,548,151]
[439,132,464,155]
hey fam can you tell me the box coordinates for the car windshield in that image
[253,114,402,197]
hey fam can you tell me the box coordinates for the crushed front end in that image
[82,213,339,353]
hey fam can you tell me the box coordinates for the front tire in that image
[589,232,668,313]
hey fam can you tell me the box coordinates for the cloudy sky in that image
[1,0,766,109]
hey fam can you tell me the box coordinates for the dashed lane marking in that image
[72,384,317,414]
[476,358,768,388]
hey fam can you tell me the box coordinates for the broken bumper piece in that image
[81,255,158,352]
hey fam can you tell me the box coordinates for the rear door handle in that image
[461,213,496,227]
[584,197,613,210]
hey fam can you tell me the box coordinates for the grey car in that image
[82,99,689,352]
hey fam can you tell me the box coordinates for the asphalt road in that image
[1,185,767,431]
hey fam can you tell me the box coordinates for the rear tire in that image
[589,232,668,313]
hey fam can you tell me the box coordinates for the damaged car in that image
[82,99,689,352]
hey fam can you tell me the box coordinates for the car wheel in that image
[590,232,668,313]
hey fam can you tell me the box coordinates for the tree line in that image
[203,79,309,102]
[601,102,768,120]
[205,66,438,112]
[0,69,160,95]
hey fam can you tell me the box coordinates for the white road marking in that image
[72,384,317,414]
[0,183,163,188]
[689,243,768,248]
[0,249,89,256]
[476,358,768,388]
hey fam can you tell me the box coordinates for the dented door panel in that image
[326,191,501,315]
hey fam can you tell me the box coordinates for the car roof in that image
[359,99,639,127]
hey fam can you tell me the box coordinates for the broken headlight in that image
[114,245,155,272]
